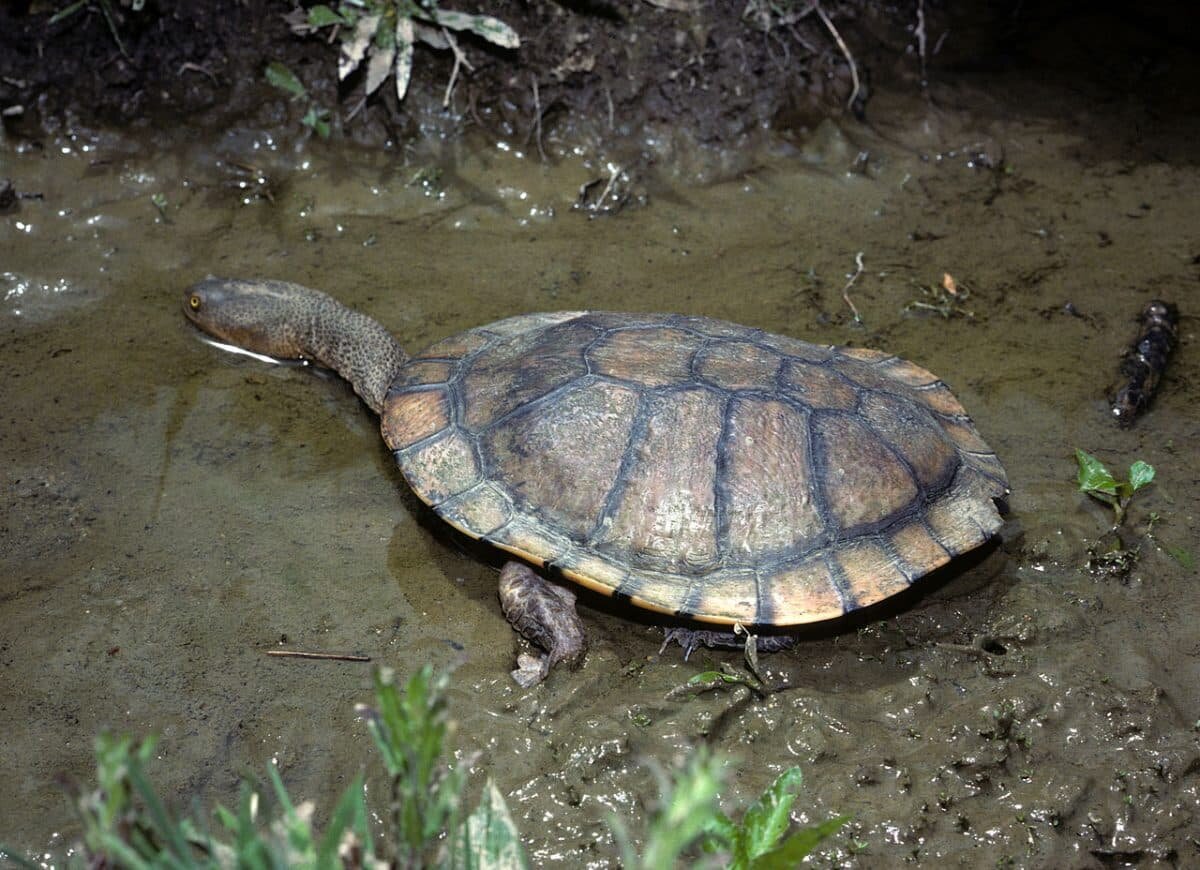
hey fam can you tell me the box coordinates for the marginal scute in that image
[438,483,513,538]
[483,311,586,337]
[382,387,452,451]
[912,382,968,417]
[878,357,941,388]
[695,340,783,391]
[830,355,902,392]
[669,314,757,341]
[813,412,919,531]
[483,380,639,541]
[489,515,572,566]
[924,485,1002,555]
[834,540,912,607]
[889,521,950,575]
[758,333,833,362]
[839,347,892,362]
[587,327,702,387]
[964,451,1008,484]
[390,359,454,389]
[556,552,627,596]
[762,557,845,625]
[397,430,480,506]
[416,330,491,360]
[683,569,759,624]
[941,417,992,453]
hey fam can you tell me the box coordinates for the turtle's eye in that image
[188,294,201,311]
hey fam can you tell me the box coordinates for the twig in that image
[597,164,624,207]
[813,1,861,110]
[266,649,371,662]
[442,27,474,109]
[531,75,546,161]
[915,0,928,85]
[178,62,218,84]
[841,251,865,324]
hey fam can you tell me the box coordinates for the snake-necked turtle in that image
[183,278,1008,685]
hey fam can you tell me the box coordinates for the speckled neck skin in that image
[182,277,408,415]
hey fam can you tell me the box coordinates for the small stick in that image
[266,649,371,662]
[813,1,861,109]
[442,28,474,109]
[531,75,547,161]
[914,0,928,85]
[841,251,865,324]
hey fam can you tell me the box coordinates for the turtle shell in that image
[381,312,1007,626]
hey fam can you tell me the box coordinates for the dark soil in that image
[0,1,865,148]
[3,1,1199,159]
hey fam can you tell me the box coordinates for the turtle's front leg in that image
[497,562,586,687]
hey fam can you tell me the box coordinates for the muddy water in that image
[2,77,1198,866]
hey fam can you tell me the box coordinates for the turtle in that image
[183,277,1008,685]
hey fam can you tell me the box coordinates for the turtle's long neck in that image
[183,278,408,415]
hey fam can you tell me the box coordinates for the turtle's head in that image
[183,277,312,358]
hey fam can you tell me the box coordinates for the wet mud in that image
[3,43,1200,869]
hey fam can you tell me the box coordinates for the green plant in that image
[610,749,848,868]
[704,767,849,869]
[1075,449,1155,527]
[294,1,518,106]
[0,665,524,869]
[265,61,332,138]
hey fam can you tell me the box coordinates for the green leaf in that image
[639,752,724,868]
[307,5,347,27]
[699,810,736,854]
[265,61,307,99]
[49,0,88,25]
[301,106,331,138]
[689,670,744,686]
[1128,460,1155,492]
[459,779,530,870]
[735,767,806,864]
[750,815,850,869]
[1075,449,1118,495]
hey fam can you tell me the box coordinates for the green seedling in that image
[702,767,849,869]
[611,751,847,869]
[1075,449,1155,527]
[265,61,332,138]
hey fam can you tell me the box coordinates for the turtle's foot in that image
[498,562,586,687]
[660,627,797,660]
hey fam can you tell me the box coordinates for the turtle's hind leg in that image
[498,562,586,687]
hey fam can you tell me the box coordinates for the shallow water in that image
[2,73,1198,866]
